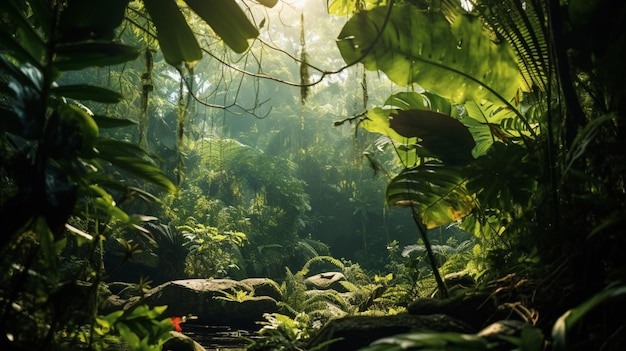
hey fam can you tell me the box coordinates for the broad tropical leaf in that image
[51,85,123,104]
[54,42,140,71]
[143,0,202,66]
[362,92,474,165]
[464,142,539,212]
[387,162,474,228]
[92,115,137,129]
[184,0,259,54]
[337,4,524,103]
[389,109,475,165]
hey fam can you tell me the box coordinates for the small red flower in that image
[170,316,183,332]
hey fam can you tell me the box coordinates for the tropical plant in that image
[329,0,626,348]
[179,216,247,278]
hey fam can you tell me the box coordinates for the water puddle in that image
[182,324,262,350]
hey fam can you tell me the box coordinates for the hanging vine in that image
[175,65,194,185]
[139,47,153,150]
[299,11,309,131]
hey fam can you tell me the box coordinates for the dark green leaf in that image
[143,0,202,66]
[184,0,259,54]
[389,109,475,165]
[54,42,140,71]
[0,0,46,66]
[92,115,137,128]
[51,85,123,103]
[464,143,539,212]
[57,0,129,42]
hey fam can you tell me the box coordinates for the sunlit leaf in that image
[90,185,131,222]
[58,104,99,145]
[54,41,140,71]
[51,85,123,103]
[184,0,259,54]
[144,0,202,66]
[387,162,474,228]
[337,4,524,103]
[327,0,389,16]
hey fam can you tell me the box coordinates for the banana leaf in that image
[387,162,474,228]
[337,4,524,103]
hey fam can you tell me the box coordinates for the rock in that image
[408,293,510,329]
[304,272,348,292]
[305,313,474,351]
[240,278,283,301]
[125,279,278,328]
[107,282,136,296]
[477,320,529,339]
[431,271,476,298]
[163,331,206,351]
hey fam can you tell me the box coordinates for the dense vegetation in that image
[1,0,624,350]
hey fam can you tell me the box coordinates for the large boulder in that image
[125,279,278,328]
[240,278,283,301]
[304,272,348,292]
[163,331,206,351]
[305,313,474,351]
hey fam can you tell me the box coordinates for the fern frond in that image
[476,0,550,92]
[297,256,345,277]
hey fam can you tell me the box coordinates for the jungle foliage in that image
[331,0,626,349]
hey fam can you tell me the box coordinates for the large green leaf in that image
[464,142,539,212]
[362,92,473,165]
[51,85,123,103]
[143,0,202,66]
[54,42,140,71]
[92,115,137,129]
[387,162,474,229]
[184,0,259,54]
[337,4,524,103]
[389,109,475,165]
